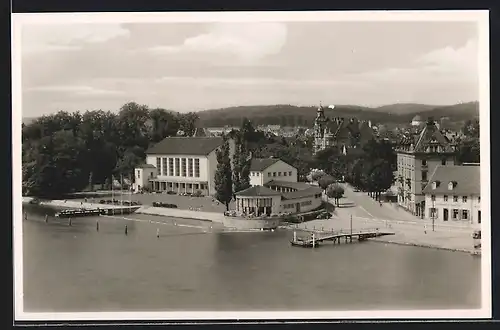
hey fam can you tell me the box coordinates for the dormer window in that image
[448,181,457,190]
[432,181,440,189]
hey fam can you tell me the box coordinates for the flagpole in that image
[129,173,132,214]
[121,174,124,217]
[111,175,114,215]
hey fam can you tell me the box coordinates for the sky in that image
[19,19,479,117]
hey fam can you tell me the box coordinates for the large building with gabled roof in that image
[422,164,481,224]
[133,136,235,195]
[312,104,375,154]
[396,118,458,217]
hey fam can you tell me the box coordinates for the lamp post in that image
[432,197,435,232]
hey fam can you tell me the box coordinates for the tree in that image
[326,183,345,206]
[149,108,179,143]
[214,136,233,211]
[232,133,251,193]
[318,175,335,192]
[456,138,480,164]
[311,170,325,182]
[367,160,394,200]
[177,112,199,137]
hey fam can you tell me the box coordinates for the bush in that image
[192,190,204,197]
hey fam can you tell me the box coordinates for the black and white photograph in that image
[12,10,491,321]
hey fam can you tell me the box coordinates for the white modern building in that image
[133,136,235,196]
[422,164,481,224]
[249,158,298,187]
[236,158,322,216]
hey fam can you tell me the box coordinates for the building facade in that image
[249,158,298,186]
[236,159,323,216]
[312,104,374,154]
[133,137,235,196]
[422,165,481,224]
[396,119,458,217]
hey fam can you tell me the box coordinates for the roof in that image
[265,180,311,190]
[249,158,281,171]
[422,165,480,195]
[146,137,223,156]
[282,186,323,200]
[136,163,156,169]
[235,185,283,197]
[413,121,453,152]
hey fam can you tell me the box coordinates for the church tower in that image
[313,103,328,154]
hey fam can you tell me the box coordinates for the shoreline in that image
[22,197,481,254]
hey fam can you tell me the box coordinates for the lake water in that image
[21,205,481,312]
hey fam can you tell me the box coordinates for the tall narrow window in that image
[422,171,427,181]
[162,157,167,176]
[175,158,180,176]
[181,158,187,177]
[156,157,161,171]
[188,158,194,177]
[194,159,200,177]
[169,158,174,176]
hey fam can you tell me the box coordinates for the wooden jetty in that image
[290,228,395,248]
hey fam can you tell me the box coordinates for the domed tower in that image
[313,103,328,154]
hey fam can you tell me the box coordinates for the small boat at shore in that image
[55,209,106,218]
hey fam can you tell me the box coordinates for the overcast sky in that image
[20,20,479,117]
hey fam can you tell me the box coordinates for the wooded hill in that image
[196,101,479,127]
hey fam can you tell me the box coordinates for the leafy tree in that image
[214,136,233,211]
[456,138,480,164]
[232,133,251,193]
[310,170,325,182]
[326,183,345,206]
[177,112,199,137]
[149,108,179,143]
[318,175,335,192]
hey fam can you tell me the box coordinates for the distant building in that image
[422,164,481,224]
[396,118,458,217]
[235,157,323,216]
[133,136,236,195]
[312,104,374,154]
[411,115,424,127]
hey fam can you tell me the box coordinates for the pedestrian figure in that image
[96,220,99,231]
[24,212,27,221]
[125,225,128,235]
[157,228,160,238]
[45,214,48,223]
[424,224,427,234]
[69,217,72,226]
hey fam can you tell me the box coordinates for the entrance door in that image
[443,209,449,221]
[296,202,301,213]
